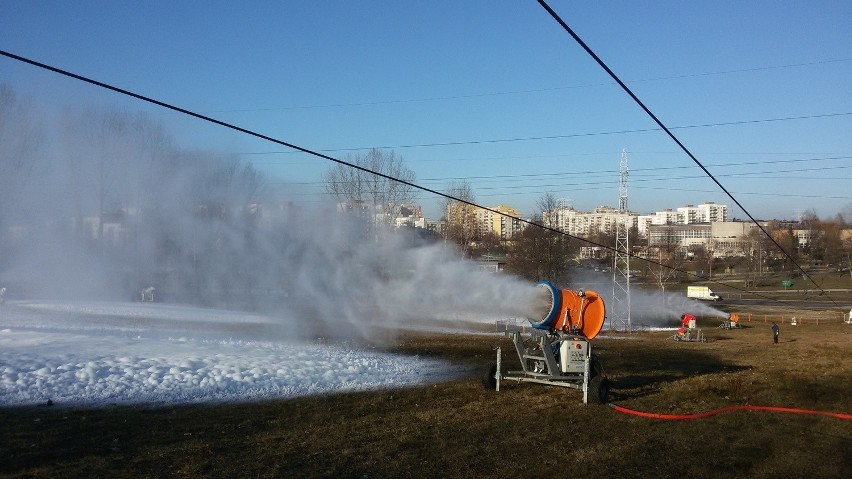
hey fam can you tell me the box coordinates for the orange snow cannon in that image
[484,280,609,404]
[529,280,606,340]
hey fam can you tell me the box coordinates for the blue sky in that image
[2,1,850,220]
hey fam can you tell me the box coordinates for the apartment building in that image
[475,204,524,239]
[647,221,761,258]
[638,202,728,236]
[544,205,638,237]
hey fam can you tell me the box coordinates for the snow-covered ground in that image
[0,301,461,407]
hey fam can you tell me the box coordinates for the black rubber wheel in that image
[481,362,498,390]
[588,375,609,404]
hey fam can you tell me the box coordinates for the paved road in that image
[721,296,852,310]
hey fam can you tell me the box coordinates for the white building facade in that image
[545,205,638,238]
[638,202,728,236]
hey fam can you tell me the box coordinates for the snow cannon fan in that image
[528,280,606,340]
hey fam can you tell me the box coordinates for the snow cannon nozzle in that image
[528,280,606,340]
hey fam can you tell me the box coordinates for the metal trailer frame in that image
[492,328,606,404]
[669,328,707,342]
[719,319,742,330]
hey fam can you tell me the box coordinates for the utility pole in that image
[611,149,631,331]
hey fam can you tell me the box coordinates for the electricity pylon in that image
[611,149,631,331]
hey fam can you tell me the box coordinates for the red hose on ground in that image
[608,403,852,421]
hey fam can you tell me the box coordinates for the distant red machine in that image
[674,313,705,342]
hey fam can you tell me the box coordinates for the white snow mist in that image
[0,87,544,342]
[566,270,728,329]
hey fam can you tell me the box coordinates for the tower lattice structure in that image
[611,149,631,331]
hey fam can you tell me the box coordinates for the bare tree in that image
[589,228,617,263]
[798,209,822,259]
[793,211,846,268]
[505,193,576,283]
[739,227,766,286]
[818,218,844,267]
[323,149,415,225]
[645,225,684,292]
[506,214,576,283]
[536,192,559,226]
[441,181,478,256]
[770,226,799,273]
[841,202,852,225]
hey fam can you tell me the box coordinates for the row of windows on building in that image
[543,201,728,238]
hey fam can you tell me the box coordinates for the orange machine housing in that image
[530,281,606,340]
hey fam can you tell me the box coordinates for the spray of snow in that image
[0,89,547,344]
[269,223,543,340]
[565,270,728,328]
[0,87,555,407]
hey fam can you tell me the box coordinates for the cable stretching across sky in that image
[232,112,852,154]
[535,0,840,307]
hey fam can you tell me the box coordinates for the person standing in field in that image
[771,322,780,344]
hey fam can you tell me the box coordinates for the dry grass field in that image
[2,304,850,478]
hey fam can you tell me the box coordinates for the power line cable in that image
[232,111,852,154]
[263,185,850,202]
[631,186,850,200]
[416,160,852,184]
[246,150,852,170]
[248,149,852,160]
[536,0,840,307]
